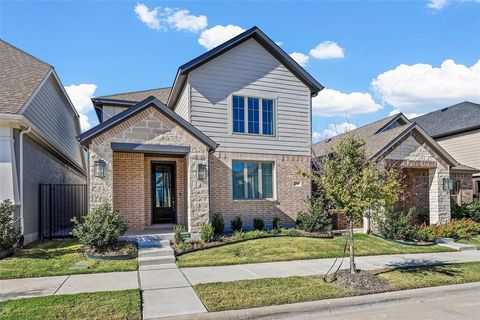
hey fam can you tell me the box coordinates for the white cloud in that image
[388,109,424,119]
[134,3,207,33]
[289,52,309,67]
[309,41,345,60]
[198,25,245,50]
[313,122,357,142]
[165,9,207,33]
[372,59,480,114]
[135,3,161,30]
[312,88,383,116]
[428,0,480,10]
[64,84,97,131]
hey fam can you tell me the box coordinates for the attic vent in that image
[441,108,448,112]
[326,138,332,143]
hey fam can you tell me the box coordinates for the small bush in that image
[211,213,224,235]
[378,208,419,241]
[418,219,480,240]
[253,218,265,231]
[451,199,480,222]
[231,215,243,232]
[233,230,269,241]
[71,203,127,252]
[200,222,214,243]
[296,197,332,232]
[174,225,186,244]
[280,228,303,237]
[272,217,282,231]
[0,199,20,252]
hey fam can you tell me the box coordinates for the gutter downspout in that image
[19,126,32,241]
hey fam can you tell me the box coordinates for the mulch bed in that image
[83,241,138,260]
[334,269,390,294]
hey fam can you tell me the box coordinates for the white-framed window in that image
[232,161,274,200]
[232,95,275,136]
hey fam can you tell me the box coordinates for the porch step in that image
[139,255,176,266]
[138,239,170,249]
[139,247,174,258]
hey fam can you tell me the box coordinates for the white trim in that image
[19,125,32,235]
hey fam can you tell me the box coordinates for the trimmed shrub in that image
[71,203,127,252]
[272,217,282,231]
[233,230,269,241]
[296,197,332,232]
[378,208,418,241]
[0,199,20,252]
[418,219,480,240]
[200,222,214,243]
[174,225,186,244]
[211,213,224,235]
[451,199,480,222]
[231,215,243,232]
[253,218,265,231]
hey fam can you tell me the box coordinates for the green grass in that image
[0,290,141,320]
[0,240,137,280]
[177,234,453,267]
[194,276,352,312]
[194,262,480,312]
[458,235,480,248]
[379,261,480,290]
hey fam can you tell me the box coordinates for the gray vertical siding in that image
[23,75,83,167]
[22,135,86,242]
[173,83,190,121]
[188,38,311,156]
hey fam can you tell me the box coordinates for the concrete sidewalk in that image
[180,250,480,284]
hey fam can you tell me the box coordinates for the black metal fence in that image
[39,184,87,239]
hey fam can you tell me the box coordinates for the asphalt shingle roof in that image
[412,101,480,138]
[0,39,52,114]
[313,114,410,158]
[97,87,171,104]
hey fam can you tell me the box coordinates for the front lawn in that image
[177,233,452,268]
[458,235,480,248]
[0,240,137,280]
[194,261,480,312]
[0,290,141,320]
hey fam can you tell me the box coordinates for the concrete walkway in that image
[180,250,480,285]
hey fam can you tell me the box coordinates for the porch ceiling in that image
[111,142,190,155]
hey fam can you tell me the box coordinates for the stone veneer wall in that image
[88,105,209,232]
[209,151,311,228]
[381,132,451,225]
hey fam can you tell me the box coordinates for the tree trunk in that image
[349,219,356,274]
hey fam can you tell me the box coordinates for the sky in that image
[1,0,479,141]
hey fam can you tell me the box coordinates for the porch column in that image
[186,149,210,233]
[428,166,451,224]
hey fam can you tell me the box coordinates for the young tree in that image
[314,135,401,274]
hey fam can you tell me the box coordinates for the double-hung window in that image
[232,95,275,136]
[232,161,274,200]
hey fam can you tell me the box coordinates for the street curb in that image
[158,282,480,320]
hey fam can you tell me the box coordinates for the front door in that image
[152,163,176,224]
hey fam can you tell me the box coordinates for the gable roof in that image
[313,113,458,167]
[78,96,217,150]
[412,101,480,138]
[0,39,52,114]
[96,87,171,104]
[167,26,324,107]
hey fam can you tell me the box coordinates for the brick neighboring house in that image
[78,27,323,233]
[413,102,480,202]
[313,113,479,230]
[0,40,86,243]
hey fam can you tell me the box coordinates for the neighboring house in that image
[313,113,479,229]
[413,102,480,201]
[0,40,86,243]
[79,26,323,233]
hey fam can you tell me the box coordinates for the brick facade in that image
[450,172,474,205]
[87,105,209,232]
[210,151,311,228]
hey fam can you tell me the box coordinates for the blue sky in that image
[1,0,479,140]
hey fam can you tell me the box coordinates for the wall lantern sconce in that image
[94,160,106,178]
[443,178,453,191]
[197,164,207,179]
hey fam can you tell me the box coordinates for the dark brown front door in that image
[152,163,176,224]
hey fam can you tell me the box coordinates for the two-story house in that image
[78,27,323,233]
[0,40,86,243]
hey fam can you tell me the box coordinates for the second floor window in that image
[232,95,275,136]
